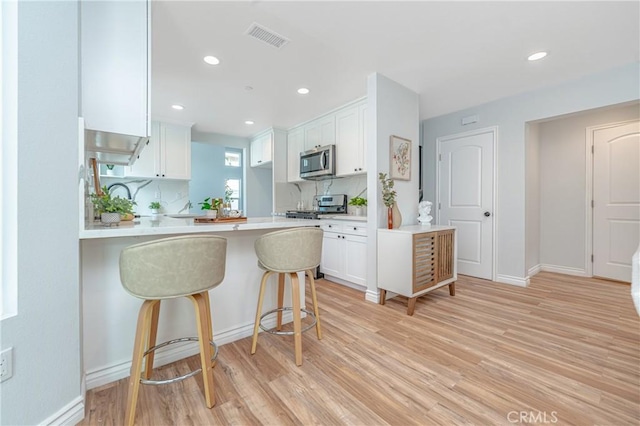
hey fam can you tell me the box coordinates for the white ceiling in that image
[151,1,640,138]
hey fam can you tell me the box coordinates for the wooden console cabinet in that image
[377,225,457,315]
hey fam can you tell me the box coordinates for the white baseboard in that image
[540,264,589,277]
[322,275,366,292]
[496,274,529,287]
[41,395,84,426]
[365,289,379,303]
[528,264,542,277]
[85,312,293,390]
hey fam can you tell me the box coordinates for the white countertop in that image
[319,215,368,222]
[377,224,455,234]
[80,216,320,239]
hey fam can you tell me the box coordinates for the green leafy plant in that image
[378,173,396,207]
[91,186,135,215]
[198,197,223,211]
[105,164,115,171]
[148,201,161,210]
[348,196,367,206]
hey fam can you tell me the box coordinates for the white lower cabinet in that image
[320,221,367,287]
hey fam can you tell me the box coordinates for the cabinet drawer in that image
[320,222,342,233]
[342,224,367,236]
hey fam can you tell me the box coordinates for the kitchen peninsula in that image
[80,216,318,390]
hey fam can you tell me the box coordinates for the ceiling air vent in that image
[245,22,289,49]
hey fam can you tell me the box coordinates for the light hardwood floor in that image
[80,272,640,425]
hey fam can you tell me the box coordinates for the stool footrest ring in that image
[140,337,218,386]
[259,307,317,336]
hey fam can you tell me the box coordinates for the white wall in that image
[525,122,540,277]
[191,131,273,217]
[365,73,420,301]
[1,2,83,424]
[538,102,640,275]
[423,62,640,283]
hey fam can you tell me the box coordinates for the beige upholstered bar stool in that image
[119,235,227,426]
[251,227,323,366]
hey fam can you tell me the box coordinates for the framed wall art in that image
[390,135,411,180]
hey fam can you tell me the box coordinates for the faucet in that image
[107,182,132,200]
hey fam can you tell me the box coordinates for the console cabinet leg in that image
[379,289,387,305]
[449,282,456,296]
[407,297,417,316]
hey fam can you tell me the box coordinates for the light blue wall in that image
[422,62,640,283]
[190,142,227,212]
[191,131,273,217]
[1,2,82,424]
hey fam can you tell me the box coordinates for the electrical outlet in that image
[1,347,13,382]
[155,191,162,199]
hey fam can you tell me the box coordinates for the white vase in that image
[355,206,364,216]
[100,212,121,225]
[206,210,217,218]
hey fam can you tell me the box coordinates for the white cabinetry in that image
[304,115,335,151]
[377,226,457,315]
[250,130,273,168]
[336,100,367,177]
[287,127,305,183]
[125,121,191,180]
[320,221,367,288]
[81,0,149,138]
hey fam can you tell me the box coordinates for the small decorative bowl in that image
[228,210,242,218]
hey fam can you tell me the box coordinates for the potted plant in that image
[198,197,223,218]
[379,173,400,229]
[90,186,136,225]
[149,201,161,215]
[348,196,367,216]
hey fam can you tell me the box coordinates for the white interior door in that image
[438,128,495,280]
[593,120,640,282]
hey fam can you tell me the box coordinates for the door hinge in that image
[439,154,442,161]
[438,202,441,210]
[591,145,594,154]
[591,200,594,208]
[591,254,594,263]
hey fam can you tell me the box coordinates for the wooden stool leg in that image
[379,289,387,305]
[307,270,322,340]
[449,282,456,296]
[143,300,161,379]
[203,290,214,366]
[125,299,157,426]
[290,272,303,366]
[189,293,215,408]
[407,297,417,316]
[276,273,285,331]
[251,271,272,355]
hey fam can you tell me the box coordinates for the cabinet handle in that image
[162,174,165,177]
[353,227,357,231]
[258,160,262,163]
[156,174,159,177]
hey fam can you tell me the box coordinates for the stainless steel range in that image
[286,194,347,219]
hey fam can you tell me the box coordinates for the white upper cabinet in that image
[125,121,191,180]
[287,127,305,183]
[303,115,335,151]
[250,131,273,168]
[81,0,150,137]
[336,100,367,177]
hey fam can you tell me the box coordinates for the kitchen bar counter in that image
[80,215,319,239]
[80,216,318,390]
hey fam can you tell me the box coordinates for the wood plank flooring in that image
[80,272,640,425]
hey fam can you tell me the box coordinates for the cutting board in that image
[194,216,247,224]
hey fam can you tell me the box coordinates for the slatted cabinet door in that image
[437,229,455,282]
[413,233,437,293]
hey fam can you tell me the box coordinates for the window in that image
[224,148,243,211]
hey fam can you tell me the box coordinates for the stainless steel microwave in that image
[300,144,335,180]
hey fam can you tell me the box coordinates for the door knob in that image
[484,211,491,217]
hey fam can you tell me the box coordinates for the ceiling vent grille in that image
[245,23,289,49]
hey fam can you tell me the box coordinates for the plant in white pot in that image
[91,186,136,226]
[348,196,367,216]
[198,197,222,218]
[149,201,162,215]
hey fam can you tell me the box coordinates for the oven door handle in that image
[320,151,327,169]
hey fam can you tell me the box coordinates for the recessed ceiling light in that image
[203,56,220,65]
[171,104,184,110]
[245,120,254,125]
[528,51,547,61]
[297,87,310,95]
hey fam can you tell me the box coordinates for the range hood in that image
[85,129,149,166]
